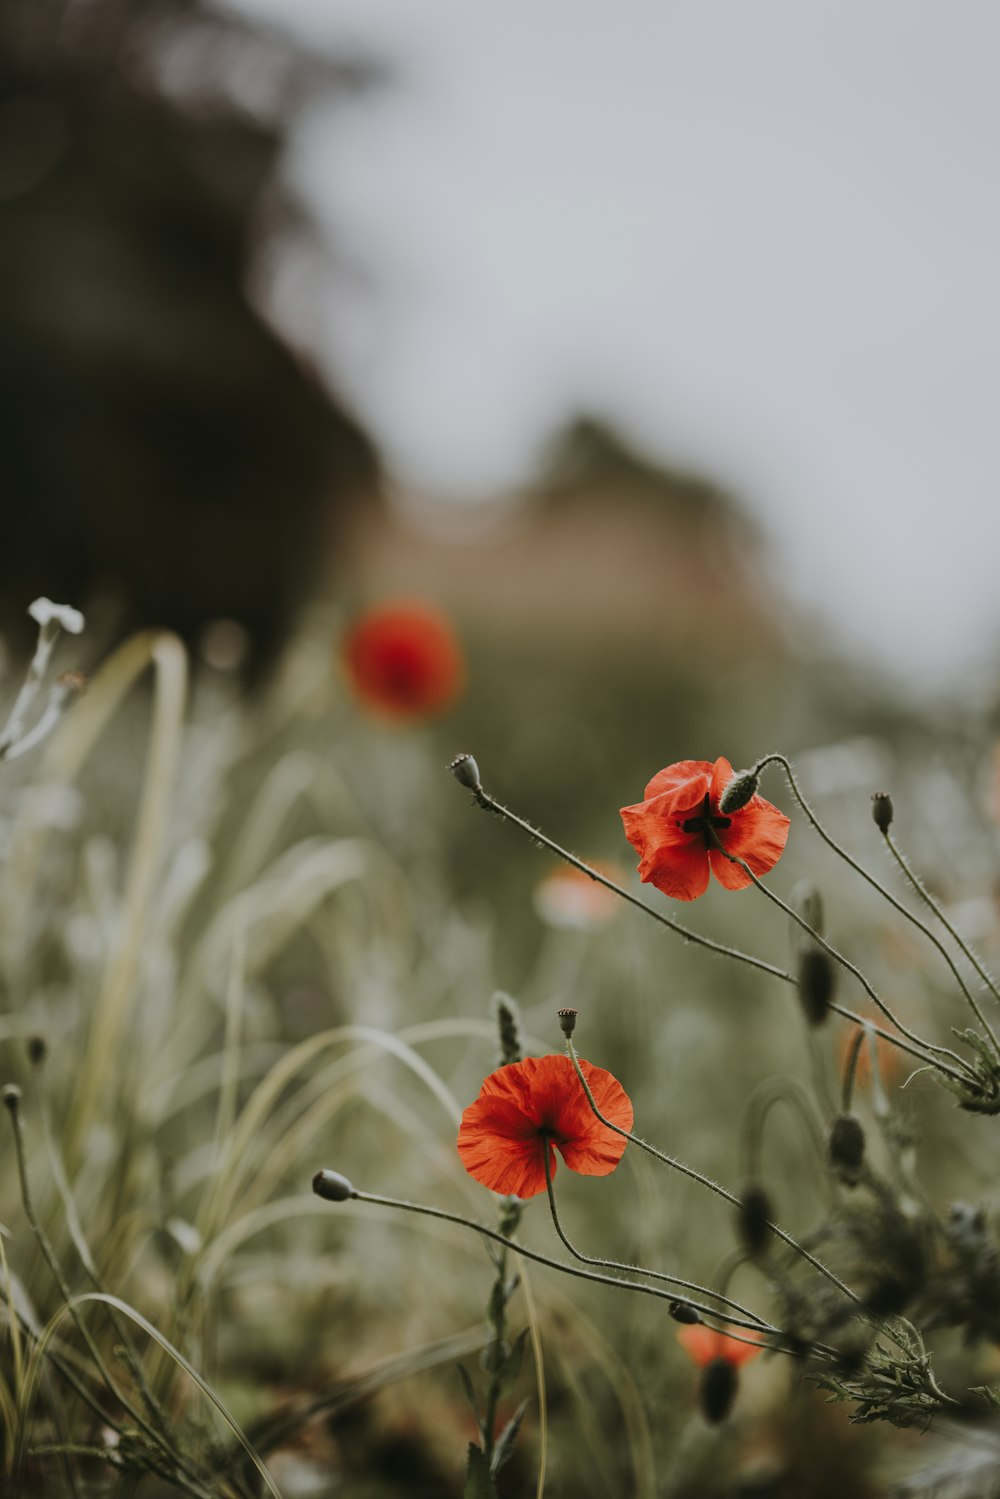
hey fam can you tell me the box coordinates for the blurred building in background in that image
[0,0,380,676]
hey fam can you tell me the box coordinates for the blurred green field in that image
[1,596,999,1499]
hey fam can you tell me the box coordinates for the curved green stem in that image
[463,774,793,984]
[563,1042,868,1315]
[703,822,975,1086]
[755,753,1000,1056]
[538,1139,777,1336]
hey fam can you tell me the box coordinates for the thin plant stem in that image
[539,1143,787,1344]
[462,774,794,984]
[882,825,1000,1013]
[740,1076,829,1188]
[702,823,975,1086]
[755,753,1000,1055]
[563,1042,868,1316]
[841,1028,867,1114]
[456,764,959,1079]
[329,1184,831,1356]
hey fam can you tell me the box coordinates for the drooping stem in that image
[319,1180,832,1354]
[539,1141,785,1343]
[702,823,975,1086]
[563,1043,868,1315]
[882,825,1000,1017]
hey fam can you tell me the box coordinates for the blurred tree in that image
[0,0,380,675]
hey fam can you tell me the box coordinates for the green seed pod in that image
[449,753,482,792]
[870,791,893,833]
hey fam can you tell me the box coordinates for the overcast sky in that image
[231,0,1000,688]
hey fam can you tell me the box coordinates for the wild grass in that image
[2,605,1000,1496]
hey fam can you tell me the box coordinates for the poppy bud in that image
[312,1169,355,1202]
[792,881,825,939]
[557,1008,578,1038]
[2,1084,21,1112]
[870,792,893,834]
[492,992,523,1068]
[828,1114,866,1185]
[738,1184,773,1259]
[669,1300,701,1325]
[718,768,759,815]
[700,1358,739,1423]
[449,753,482,792]
[796,949,835,1026]
[26,1036,47,1067]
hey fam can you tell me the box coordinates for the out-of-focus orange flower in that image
[840,1020,904,1089]
[620,757,789,902]
[533,861,625,929]
[457,1055,633,1200]
[676,1324,764,1370]
[341,601,466,720]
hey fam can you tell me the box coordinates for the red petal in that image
[712,796,790,890]
[642,760,713,808]
[708,757,736,809]
[457,1056,632,1198]
[557,1060,633,1175]
[677,1324,764,1368]
[621,796,711,901]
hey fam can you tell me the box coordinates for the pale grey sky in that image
[232,0,1000,686]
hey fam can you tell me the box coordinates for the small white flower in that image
[27,597,85,635]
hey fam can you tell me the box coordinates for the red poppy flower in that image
[341,601,466,720]
[457,1054,633,1200]
[620,757,789,902]
[676,1324,764,1369]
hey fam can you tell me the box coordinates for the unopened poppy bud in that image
[312,1169,355,1202]
[792,881,824,938]
[669,1300,701,1325]
[796,949,835,1026]
[449,753,482,792]
[26,1036,47,1067]
[719,768,759,815]
[700,1358,739,1424]
[871,792,893,834]
[738,1184,773,1259]
[557,1008,578,1038]
[2,1084,21,1112]
[828,1114,866,1185]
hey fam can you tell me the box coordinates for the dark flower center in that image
[679,792,732,838]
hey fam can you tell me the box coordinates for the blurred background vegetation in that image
[2,2,1000,1497]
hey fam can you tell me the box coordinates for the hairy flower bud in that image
[700,1359,739,1424]
[738,1184,773,1259]
[2,1084,22,1112]
[828,1114,866,1185]
[796,949,835,1026]
[312,1169,355,1202]
[718,768,759,815]
[669,1301,701,1325]
[26,1036,47,1067]
[870,791,894,834]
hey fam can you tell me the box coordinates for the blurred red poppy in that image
[676,1324,764,1369]
[620,757,789,901]
[457,1054,633,1200]
[341,601,466,719]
